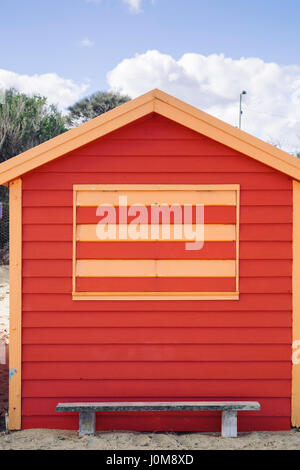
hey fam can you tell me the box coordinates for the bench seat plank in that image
[56,401,260,412]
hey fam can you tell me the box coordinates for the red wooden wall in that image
[21,113,292,431]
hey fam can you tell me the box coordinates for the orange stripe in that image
[76,188,237,206]
[73,293,239,300]
[76,205,236,224]
[76,224,236,242]
[76,241,236,260]
[75,259,236,278]
[76,277,236,292]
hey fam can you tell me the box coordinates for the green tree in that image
[0,89,67,256]
[66,91,131,127]
[0,88,67,164]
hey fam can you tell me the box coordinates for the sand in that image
[0,265,299,449]
[0,428,300,450]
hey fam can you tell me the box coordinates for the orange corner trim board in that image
[293,180,300,427]
[8,178,22,430]
[0,89,299,184]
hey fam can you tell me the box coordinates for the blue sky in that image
[1,0,300,91]
[1,0,300,151]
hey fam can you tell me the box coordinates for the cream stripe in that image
[77,224,236,242]
[76,259,236,278]
[76,190,237,206]
[74,184,240,191]
[73,292,239,301]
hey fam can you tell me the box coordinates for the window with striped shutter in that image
[72,184,240,300]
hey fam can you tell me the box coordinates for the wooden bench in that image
[56,401,260,438]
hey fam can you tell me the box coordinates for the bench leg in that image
[221,410,237,438]
[79,411,95,436]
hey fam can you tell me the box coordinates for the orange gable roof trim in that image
[0,88,300,185]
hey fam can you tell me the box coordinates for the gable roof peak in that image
[0,88,299,185]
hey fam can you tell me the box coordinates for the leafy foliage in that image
[0,88,67,164]
[0,89,67,253]
[66,91,131,127]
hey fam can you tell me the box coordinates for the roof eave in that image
[0,88,299,184]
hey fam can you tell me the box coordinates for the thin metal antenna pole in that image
[239,90,247,129]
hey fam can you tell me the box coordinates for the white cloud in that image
[85,0,142,12]
[0,69,89,111]
[107,50,300,153]
[80,37,95,47]
[122,0,142,13]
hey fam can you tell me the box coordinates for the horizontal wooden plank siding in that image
[22,260,292,278]
[22,379,291,397]
[22,189,293,207]
[22,241,292,260]
[22,293,292,311]
[23,343,292,361]
[22,362,291,380]
[22,172,291,189]
[22,327,291,344]
[21,310,292,326]
[21,113,293,431]
[22,223,293,241]
[22,205,292,224]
